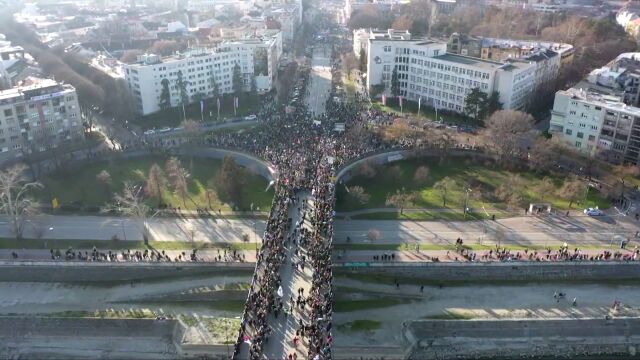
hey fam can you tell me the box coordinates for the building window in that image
[577,132,584,139]
[575,141,582,148]
[565,129,572,135]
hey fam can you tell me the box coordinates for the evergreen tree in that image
[176,70,189,105]
[250,75,258,101]
[359,48,367,72]
[232,63,243,97]
[485,91,503,118]
[464,87,487,121]
[159,78,171,110]
[210,73,220,100]
[390,66,400,97]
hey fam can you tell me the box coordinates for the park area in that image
[336,156,610,219]
[130,95,261,130]
[37,155,274,212]
[372,97,473,126]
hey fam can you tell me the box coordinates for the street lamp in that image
[464,188,472,219]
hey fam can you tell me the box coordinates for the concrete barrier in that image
[336,149,492,182]
[405,318,640,359]
[336,261,640,282]
[0,317,180,359]
[175,147,278,182]
[0,261,254,282]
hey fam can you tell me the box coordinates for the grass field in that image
[336,157,609,213]
[131,95,261,130]
[37,155,273,212]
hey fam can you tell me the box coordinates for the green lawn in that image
[336,157,609,213]
[372,97,474,126]
[38,155,273,212]
[131,94,261,130]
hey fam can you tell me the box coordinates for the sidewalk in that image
[3,247,637,264]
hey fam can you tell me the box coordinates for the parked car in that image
[143,129,155,136]
[158,127,172,133]
[244,114,257,121]
[583,207,603,216]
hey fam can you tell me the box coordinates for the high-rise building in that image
[0,78,83,160]
[365,29,536,113]
[124,32,282,116]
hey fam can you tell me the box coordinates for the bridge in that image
[233,44,335,360]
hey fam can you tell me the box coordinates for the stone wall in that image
[336,149,492,182]
[0,261,254,282]
[336,261,640,282]
[0,317,180,359]
[405,318,640,359]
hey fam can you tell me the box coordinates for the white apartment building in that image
[550,88,640,165]
[353,28,410,59]
[366,32,536,113]
[0,78,83,160]
[124,32,282,116]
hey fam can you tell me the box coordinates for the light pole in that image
[464,188,472,219]
[252,221,258,258]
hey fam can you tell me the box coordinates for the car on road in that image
[244,114,257,121]
[143,129,155,136]
[158,127,172,133]
[584,207,603,216]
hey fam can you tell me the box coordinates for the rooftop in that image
[562,87,640,117]
[0,77,70,102]
[433,53,503,70]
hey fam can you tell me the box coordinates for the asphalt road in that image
[2,212,639,249]
[305,44,332,117]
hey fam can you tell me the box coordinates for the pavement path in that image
[2,212,639,250]
[262,192,315,359]
[306,44,332,117]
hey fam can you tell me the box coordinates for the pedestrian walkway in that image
[263,192,314,359]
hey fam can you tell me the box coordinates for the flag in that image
[418,97,421,112]
[382,94,386,106]
[399,96,403,108]
[216,97,220,109]
[200,100,204,113]
[234,97,239,109]
[243,335,252,345]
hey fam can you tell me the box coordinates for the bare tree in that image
[535,177,555,203]
[433,177,455,207]
[413,166,430,185]
[385,188,413,214]
[165,157,190,207]
[0,164,42,239]
[96,170,112,198]
[367,228,381,242]
[348,186,370,205]
[483,110,535,165]
[559,177,586,208]
[105,181,157,244]
[357,162,377,178]
[145,163,166,207]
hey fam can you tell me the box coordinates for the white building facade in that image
[366,35,536,113]
[550,88,640,165]
[124,33,282,116]
[0,78,83,160]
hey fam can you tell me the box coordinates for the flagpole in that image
[182,103,186,122]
